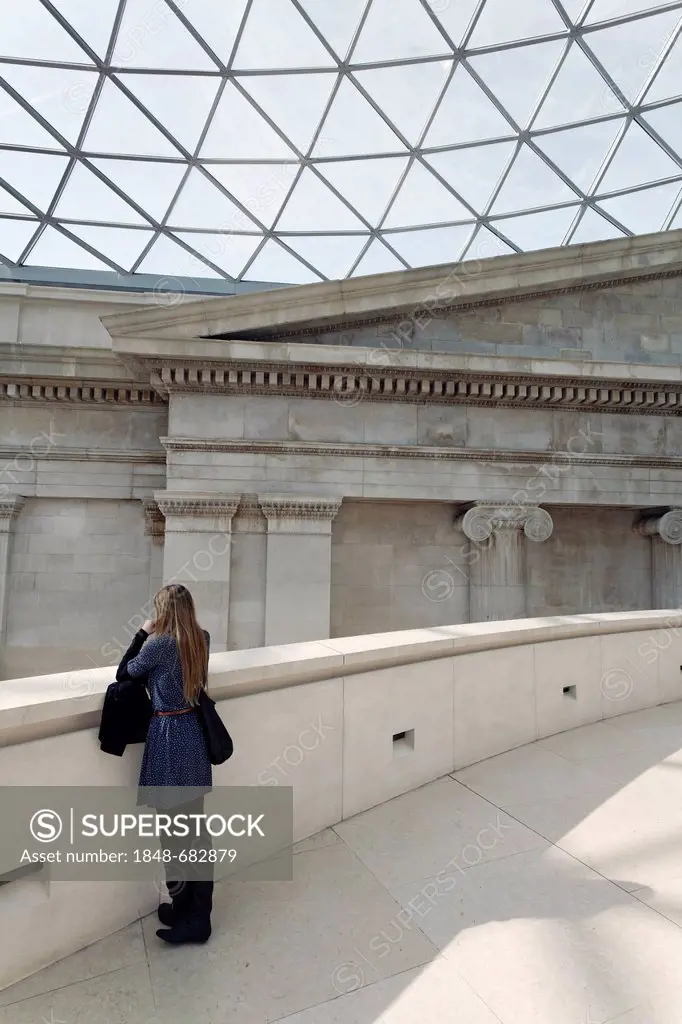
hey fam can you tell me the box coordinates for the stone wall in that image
[3,497,153,679]
[304,276,682,365]
[330,501,653,637]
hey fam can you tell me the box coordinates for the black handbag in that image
[196,688,234,765]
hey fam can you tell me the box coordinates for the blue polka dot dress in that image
[124,630,212,810]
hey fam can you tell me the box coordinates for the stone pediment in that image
[102,231,682,344]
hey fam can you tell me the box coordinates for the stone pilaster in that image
[636,509,682,609]
[228,495,267,651]
[0,496,24,654]
[141,498,165,604]
[455,502,554,622]
[259,496,343,645]
[154,492,240,652]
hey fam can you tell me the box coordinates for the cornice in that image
[101,230,682,341]
[0,446,165,465]
[0,378,164,406]
[161,436,682,472]
[152,361,682,416]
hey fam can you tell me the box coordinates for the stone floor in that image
[6,703,682,1023]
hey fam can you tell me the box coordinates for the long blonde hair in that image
[153,584,207,704]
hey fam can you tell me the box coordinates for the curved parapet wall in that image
[1,610,682,989]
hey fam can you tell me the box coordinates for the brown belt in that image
[154,707,195,717]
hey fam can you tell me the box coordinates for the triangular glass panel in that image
[243,239,323,284]
[317,156,409,222]
[49,0,120,58]
[384,162,471,228]
[355,62,453,145]
[313,78,405,157]
[136,233,222,277]
[233,0,335,69]
[179,0,249,64]
[463,226,516,261]
[426,0,481,47]
[0,83,63,149]
[0,185,33,217]
[0,64,97,145]
[90,158,186,222]
[533,43,624,127]
[535,118,623,192]
[67,225,155,272]
[2,1,93,63]
[25,227,114,271]
[386,224,475,268]
[469,0,568,47]
[111,0,216,70]
[166,168,255,231]
[597,122,680,193]
[205,163,296,228]
[425,142,516,214]
[54,163,147,225]
[240,73,336,153]
[200,82,296,159]
[597,181,682,234]
[584,9,681,102]
[350,0,449,62]
[118,73,220,152]
[424,65,514,146]
[0,218,39,262]
[568,206,627,244]
[172,231,261,277]
[642,33,682,103]
[641,103,682,169]
[284,234,370,280]
[492,146,578,213]
[491,206,579,250]
[84,81,181,158]
[296,0,369,60]
[0,151,69,212]
[353,238,406,277]
[469,40,565,128]
[276,169,366,231]
[585,0,667,24]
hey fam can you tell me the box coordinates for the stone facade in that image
[2,232,682,676]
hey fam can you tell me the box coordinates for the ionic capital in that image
[636,509,682,545]
[456,502,554,543]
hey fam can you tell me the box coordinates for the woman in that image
[116,583,213,946]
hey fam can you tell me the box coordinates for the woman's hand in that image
[142,619,155,634]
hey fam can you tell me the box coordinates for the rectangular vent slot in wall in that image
[393,729,415,757]
[563,685,577,699]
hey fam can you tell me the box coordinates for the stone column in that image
[455,502,554,622]
[0,496,24,655]
[142,498,165,604]
[259,496,342,645]
[637,509,682,609]
[228,495,267,651]
[155,492,240,653]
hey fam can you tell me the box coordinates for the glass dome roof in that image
[1,0,682,286]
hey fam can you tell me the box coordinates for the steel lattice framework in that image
[1,0,682,288]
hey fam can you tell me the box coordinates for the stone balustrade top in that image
[1,611,680,747]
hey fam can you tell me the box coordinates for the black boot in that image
[157,877,191,927]
[156,881,213,945]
